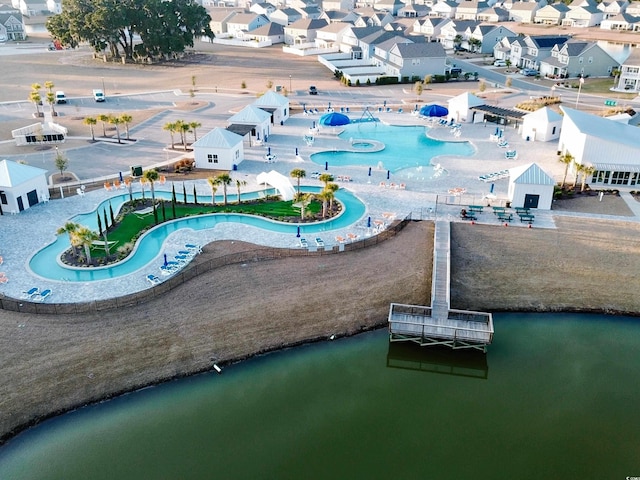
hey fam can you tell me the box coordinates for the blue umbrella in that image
[387,170,390,180]
[368,167,372,176]
[119,171,123,182]
[295,147,299,156]
[419,104,449,117]
[163,254,168,266]
[319,112,350,127]
[325,161,328,171]
[367,216,371,228]
[296,226,301,238]
[490,183,495,193]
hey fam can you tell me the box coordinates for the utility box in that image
[130,165,143,177]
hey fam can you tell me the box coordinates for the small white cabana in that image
[256,170,296,201]
[192,128,244,171]
[521,107,562,142]
[0,159,49,214]
[508,162,555,210]
[227,105,272,146]
[252,91,290,125]
[447,92,485,124]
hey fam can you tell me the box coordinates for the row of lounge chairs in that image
[147,244,202,285]
[298,237,325,248]
[478,170,509,182]
[379,182,406,189]
[21,287,52,302]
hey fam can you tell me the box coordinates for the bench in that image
[468,205,484,213]
[515,207,530,215]
[497,213,513,222]
[519,214,535,223]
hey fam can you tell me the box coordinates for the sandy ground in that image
[2,42,640,444]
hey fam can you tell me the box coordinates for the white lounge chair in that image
[146,274,161,285]
[315,237,325,247]
[299,238,309,248]
[37,289,52,302]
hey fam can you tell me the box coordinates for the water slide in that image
[256,170,296,201]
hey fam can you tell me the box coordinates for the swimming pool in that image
[311,123,474,175]
[28,187,366,283]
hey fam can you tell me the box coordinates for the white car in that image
[493,60,507,67]
[93,89,105,102]
[55,91,67,104]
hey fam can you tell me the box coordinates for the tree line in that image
[46,0,213,62]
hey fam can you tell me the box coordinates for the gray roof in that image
[394,42,446,58]
[509,163,555,185]
[192,128,243,149]
[560,106,640,150]
[0,159,47,188]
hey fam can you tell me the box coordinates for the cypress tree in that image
[183,183,187,204]
[193,185,198,205]
[109,202,115,224]
[97,212,103,236]
[161,200,166,222]
[103,209,109,231]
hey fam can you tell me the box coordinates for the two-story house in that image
[376,40,447,80]
[466,24,516,54]
[455,0,490,20]
[412,16,452,41]
[598,0,629,19]
[270,8,304,26]
[615,48,640,92]
[539,40,619,78]
[283,17,328,44]
[477,6,509,22]
[562,5,604,26]
[437,19,479,50]
[0,8,25,41]
[430,0,458,18]
[226,13,270,37]
[509,1,543,23]
[534,3,570,24]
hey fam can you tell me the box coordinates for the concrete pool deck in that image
[2,109,640,304]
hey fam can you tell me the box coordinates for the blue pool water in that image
[311,123,474,174]
[28,187,366,282]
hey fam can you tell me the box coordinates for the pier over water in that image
[388,221,494,352]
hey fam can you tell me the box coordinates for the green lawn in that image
[91,199,322,258]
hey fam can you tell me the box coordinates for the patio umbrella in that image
[119,171,123,182]
[319,112,350,127]
[367,216,371,228]
[419,104,449,117]
[296,226,301,238]
[163,254,168,267]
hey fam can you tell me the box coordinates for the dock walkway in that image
[388,221,494,351]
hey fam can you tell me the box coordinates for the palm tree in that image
[29,83,42,117]
[75,226,98,264]
[83,117,97,141]
[318,173,334,190]
[207,177,218,205]
[120,114,132,140]
[189,121,201,142]
[214,173,233,205]
[325,182,339,211]
[142,169,160,223]
[559,152,574,189]
[415,81,423,102]
[290,168,306,198]
[56,222,80,253]
[108,115,122,143]
[178,121,190,151]
[296,193,313,219]
[316,190,332,218]
[163,121,177,149]
[573,161,583,189]
[46,91,56,116]
[98,114,110,137]
[581,165,595,192]
[235,179,247,204]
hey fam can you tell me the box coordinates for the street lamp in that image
[101,77,106,95]
[575,76,584,109]
[289,75,292,93]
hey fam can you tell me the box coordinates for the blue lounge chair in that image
[398,108,403,113]
[21,287,39,299]
[146,274,161,285]
[185,244,202,253]
[37,289,52,302]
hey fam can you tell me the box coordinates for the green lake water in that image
[0,312,639,479]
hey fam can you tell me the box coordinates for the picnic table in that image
[519,214,535,223]
[468,205,484,213]
[492,206,506,215]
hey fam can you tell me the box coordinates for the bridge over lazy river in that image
[388,221,494,352]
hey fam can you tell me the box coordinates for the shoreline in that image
[2,218,640,445]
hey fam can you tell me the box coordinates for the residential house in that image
[208,9,241,36]
[374,0,405,15]
[297,6,322,19]
[598,0,629,19]
[270,8,303,26]
[192,128,244,172]
[315,21,351,48]
[467,24,515,54]
[534,3,570,24]
[615,48,640,91]
[477,6,509,22]
[430,0,458,18]
[226,13,269,36]
[290,0,320,9]
[0,159,48,214]
[249,2,276,16]
[375,41,447,80]
[397,3,431,18]
[384,18,417,34]
[247,22,285,43]
[437,19,479,50]
[502,35,570,70]
[539,40,618,78]
[455,0,489,20]
[283,17,328,44]
[12,0,47,16]
[353,9,395,27]
[252,90,290,125]
[601,12,640,30]
[340,25,394,59]
[45,0,60,14]
[319,10,351,23]
[0,9,25,41]
[562,5,604,26]
[509,1,542,23]
[322,0,355,11]
[412,16,451,41]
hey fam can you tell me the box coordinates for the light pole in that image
[289,75,292,93]
[102,77,106,95]
[575,76,584,109]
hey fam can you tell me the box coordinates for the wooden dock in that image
[388,221,494,352]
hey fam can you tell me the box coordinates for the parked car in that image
[309,85,318,95]
[55,91,67,104]
[521,69,538,77]
[93,89,105,102]
[493,60,507,67]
